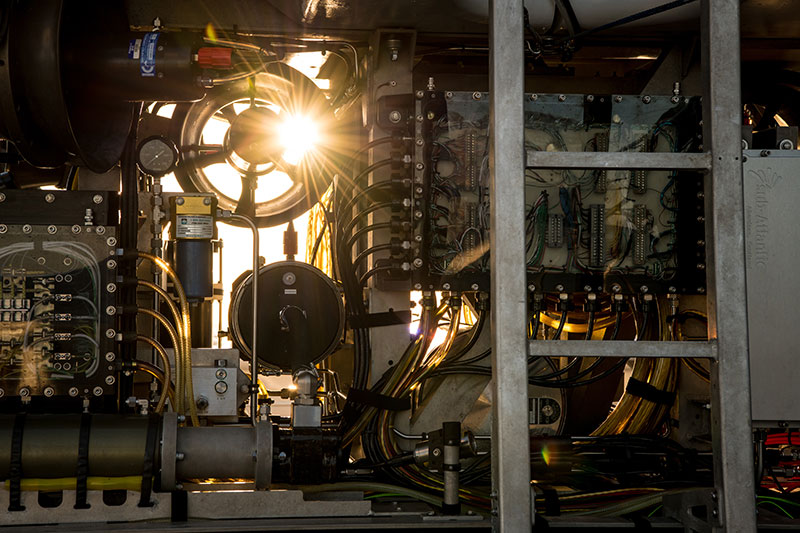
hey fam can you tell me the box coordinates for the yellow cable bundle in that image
[306,186,334,277]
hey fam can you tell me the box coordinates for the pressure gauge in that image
[137,136,179,176]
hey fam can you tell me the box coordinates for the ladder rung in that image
[528,340,717,360]
[525,151,712,171]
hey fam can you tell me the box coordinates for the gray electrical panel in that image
[744,150,800,426]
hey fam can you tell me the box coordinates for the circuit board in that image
[0,192,119,399]
[412,92,706,294]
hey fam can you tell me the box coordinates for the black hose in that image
[346,222,391,250]
[585,311,595,340]
[353,243,393,270]
[550,311,568,340]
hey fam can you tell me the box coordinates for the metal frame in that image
[488,0,755,530]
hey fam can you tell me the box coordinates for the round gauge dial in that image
[137,136,179,176]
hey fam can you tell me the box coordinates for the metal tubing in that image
[229,213,260,426]
[528,340,717,359]
[525,151,712,171]
[701,0,756,530]
[489,0,531,529]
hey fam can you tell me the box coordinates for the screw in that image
[614,96,623,103]
[106,237,117,246]
[558,94,566,102]
[442,283,451,290]
[642,95,652,104]
[780,139,794,150]
[413,258,424,267]
[414,211,424,220]
[415,90,424,99]
[388,110,402,123]
[415,138,424,146]
[640,285,649,293]
[471,283,480,291]
[45,193,55,203]
[176,452,185,461]
[416,115,424,122]
[611,283,621,293]
[106,283,117,293]
[68,387,79,397]
[0,225,6,234]
[105,329,116,339]
[415,162,424,170]
[472,91,482,100]
[445,91,453,99]
[698,287,706,294]
[71,225,81,234]
[93,387,103,396]
[41,386,54,397]
[19,387,30,397]
[555,284,565,292]
[0,388,4,397]
[106,306,117,316]
[669,286,677,293]
[414,283,422,290]
[282,272,297,286]
[671,95,680,104]
[96,226,106,235]
[529,94,538,101]
[528,284,536,292]
[414,235,423,242]
[107,259,117,269]
[37,257,46,265]
[22,224,32,234]
[92,194,103,204]
[426,111,435,120]
[0,192,5,202]
[47,225,57,234]
[105,375,116,385]
[432,448,441,457]
[176,197,185,205]
[203,196,212,205]
[105,352,116,362]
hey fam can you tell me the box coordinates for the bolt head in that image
[432,448,441,456]
[414,211,424,220]
[412,258,424,267]
[93,387,104,396]
[105,329,116,339]
[106,237,117,247]
[612,283,622,293]
[45,193,55,203]
[176,197,185,205]
[106,305,117,315]
[106,283,117,293]
[0,225,6,234]
[0,192,5,202]
[555,284,565,292]
[105,352,116,362]
[640,285,649,293]
[71,225,82,234]
[47,225,57,234]
[614,95,623,103]
[671,95,680,104]
[415,90,425,99]
[442,283,451,290]
[22,224,32,234]
[92,194,103,204]
[558,94,566,102]
[586,95,594,102]
[415,138,424,146]
[445,91,453,99]
[105,375,116,385]
[203,196,212,205]
[528,284,536,292]
[529,94,538,101]
[471,283,480,291]
[642,95,652,104]
[19,387,30,397]
[68,387,79,397]
[472,91,482,100]
[414,283,422,290]
[106,259,117,269]
[414,235,423,242]
[388,110,402,123]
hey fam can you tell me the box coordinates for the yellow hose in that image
[4,476,143,492]
[136,335,172,413]
[138,252,199,426]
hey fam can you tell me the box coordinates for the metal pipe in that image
[228,213,260,426]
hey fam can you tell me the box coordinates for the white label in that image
[176,215,213,239]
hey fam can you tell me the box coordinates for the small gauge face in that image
[137,136,179,175]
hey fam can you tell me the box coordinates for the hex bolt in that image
[671,96,680,104]
[640,285,649,293]
[445,91,453,99]
[92,194,104,204]
[614,95,623,103]
[106,237,117,247]
[611,283,622,293]
[105,352,116,362]
[22,224,32,234]
[529,94,538,101]
[107,259,117,269]
[414,211,424,220]
[413,258,424,267]
[388,110,402,123]
[106,283,117,293]
[414,235,423,242]
[558,94,566,102]
[37,257,46,265]
[45,193,55,203]
[432,448,441,457]
[106,306,117,316]
[71,225,82,234]
[586,95,594,102]
[93,387,104,396]
[415,138,424,146]
[203,196,212,205]
[472,91,482,100]
[68,387,79,397]
[416,115,424,122]
[415,90,425,99]
[642,95,652,104]
[471,283,480,291]
[96,226,106,235]
[105,375,116,385]
[555,284,565,292]
[105,329,116,339]
[528,284,536,292]
[414,283,422,290]
[19,387,30,397]
[47,225,57,234]
[415,162,425,170]
[442,283,451,290]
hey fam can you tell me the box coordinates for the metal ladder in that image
[487,0,755,530]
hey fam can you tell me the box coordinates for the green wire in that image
[758,495,800,509]
[758,500,794,519]
[365,492,406,500]
[647,504,662,518]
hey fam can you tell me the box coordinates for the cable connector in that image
[556,292,573,312]
[612,293,629,313]
[584,292,600,313]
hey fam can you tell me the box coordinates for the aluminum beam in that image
[488,0,531,530]
[525,151,712,171]
[528,340,717,360]
[701,0,756,530]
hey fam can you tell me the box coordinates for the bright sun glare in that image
[278,115,320,166]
